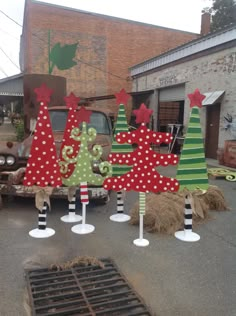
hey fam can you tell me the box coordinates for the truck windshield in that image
[49,110,111,135]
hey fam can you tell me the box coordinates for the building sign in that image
[159,75,177,86]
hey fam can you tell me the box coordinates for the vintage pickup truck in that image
[0,105,114,208]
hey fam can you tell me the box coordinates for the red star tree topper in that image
[23,84,62,187]
[77,106,92,124]
[59,93,81,180]
[188,89,206,108]
[115,88,130,105]
[133,103,153,124]
[34,83,53,103]
[103,103,179,193]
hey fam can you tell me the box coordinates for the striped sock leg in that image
[38,202,47,230]
[80,182,89,205]
[184,196,193,234]
[68,195,76,216]
[117,191,124,214]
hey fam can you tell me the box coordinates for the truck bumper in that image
[0,184,109,200]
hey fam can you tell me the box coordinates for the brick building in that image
[20,0,198,103]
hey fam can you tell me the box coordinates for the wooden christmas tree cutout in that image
[23,83,62,238]
[175,88,207,242]
[59,106,112,234]
[109,89,133,222]
[104,103,179,246]
[59,93,82,223]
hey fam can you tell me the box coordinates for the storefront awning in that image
[202,90,225,106]
[0,73,23,104]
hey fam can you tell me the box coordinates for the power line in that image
[0,27,20,40]
[0,46,20,70]
[0,66,8,77]
[0,9,128,80]
[0,9,22,27]
[76,58,127,81]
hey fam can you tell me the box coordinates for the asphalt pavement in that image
[0,162,235,316]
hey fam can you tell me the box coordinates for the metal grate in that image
[25,258,152,316]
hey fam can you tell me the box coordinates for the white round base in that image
[110,213,130,222]
[133,238,149,247]
[29,228,55,238]
[61,214,82,223]
[175,230,200,242]
[71,224,95,235]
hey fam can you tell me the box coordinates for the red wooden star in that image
[115,88,130,105]
[133,103,153,124]
[77,106,92,124]
[188,89,206,108]
[64,92,80,110]
[34,83,53,103]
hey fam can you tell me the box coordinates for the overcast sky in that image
[0,0,212,79]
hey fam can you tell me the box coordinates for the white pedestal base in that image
[110,213,130,222]
[61,214,82,223]
[29,228,55,238]
[175,230,200,242]
[133,238,149,247]
[71,224,95,235]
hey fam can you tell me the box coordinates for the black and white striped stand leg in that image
[29,201,55,238]
[38,203,47,230]
[61,194,82,223]
[117,191,124,214]
[175,195,200,242]
[110,191,130,222]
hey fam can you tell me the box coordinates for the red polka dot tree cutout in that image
[103,103,179,193]
[59,92,81,181]
[23,83,62,188]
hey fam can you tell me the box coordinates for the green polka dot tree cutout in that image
[59,106,112,187]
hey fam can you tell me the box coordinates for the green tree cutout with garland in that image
[176,89,209,192]
[59,106,112,234]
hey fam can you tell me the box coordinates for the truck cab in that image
[0,105,114,208]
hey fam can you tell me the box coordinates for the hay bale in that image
[130,185,228,234]
[130,192,184,234]
[202,185,228,211]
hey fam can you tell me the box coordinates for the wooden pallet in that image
[208,168,236,182]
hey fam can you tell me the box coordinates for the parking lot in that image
[0,163,235,316]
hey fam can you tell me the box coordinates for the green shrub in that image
[15,120,25,141]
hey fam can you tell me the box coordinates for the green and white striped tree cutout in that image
[176,89,209,191]
[111,89,133,176]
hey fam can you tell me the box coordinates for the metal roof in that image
[203,90,225,106]
[0,73,23,96]
[130,25,236,77]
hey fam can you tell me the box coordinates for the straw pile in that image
[130,185,228,235]
[50,256,105,271]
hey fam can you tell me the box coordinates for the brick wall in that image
[22,0,198,99]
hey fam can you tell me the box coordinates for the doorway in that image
[205,103,220,159]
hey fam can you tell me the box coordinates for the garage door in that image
[159,85,185,102]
